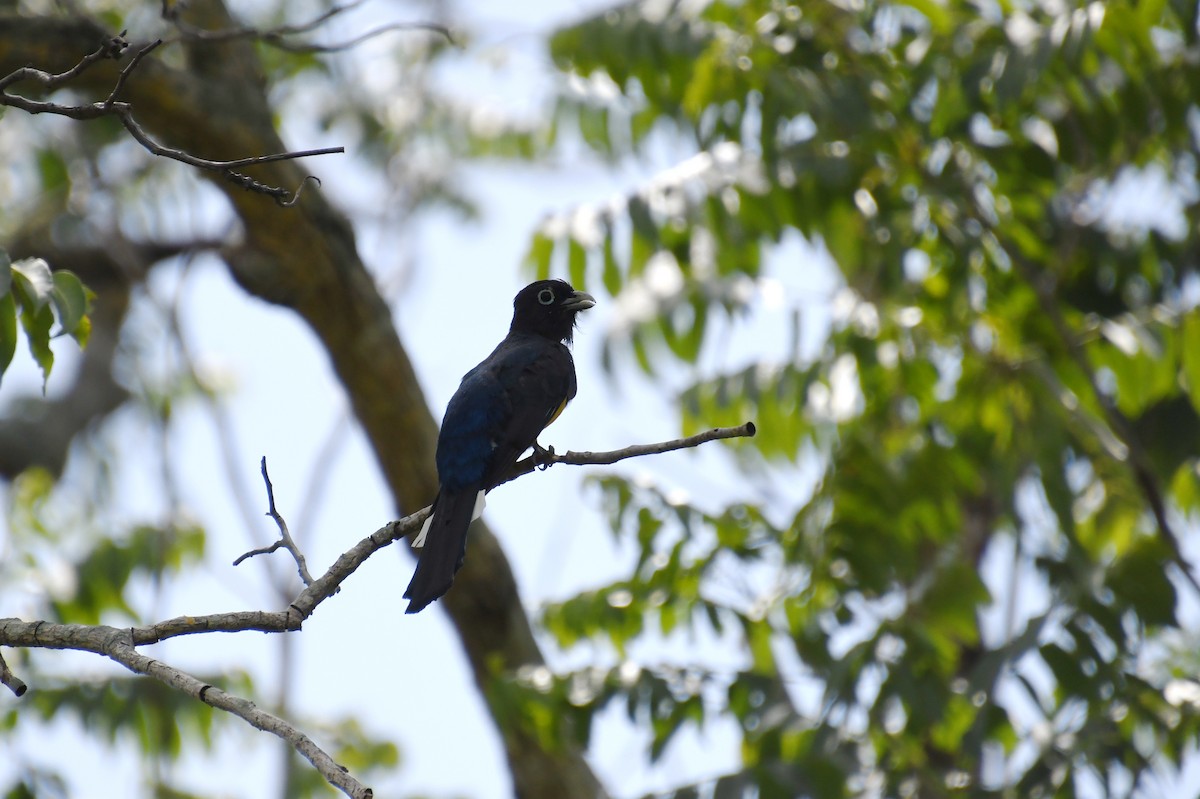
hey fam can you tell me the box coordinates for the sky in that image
[0,2,831,798]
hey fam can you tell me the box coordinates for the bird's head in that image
[510,279,596,343]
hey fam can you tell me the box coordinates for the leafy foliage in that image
[2,467,219,791]
[0,249,92,389]
[0,2,560,797]
[285,716,401,799]
[523,0,1200,796]
[4,0,1200,797]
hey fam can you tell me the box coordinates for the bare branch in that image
[104,37,161,104]
[498,422,758,488]
[0,31,128,93]
[0,33,343,204]
[230,539,288,566]
[270,175,322,208]
[0,651,27,697]
[115,111,341,205]
[0,619,371,799]
[0,425,750,792]
[167,1,456,51]
[0,513,424,660]
[270,22,457,54]
[233,458,315,586]
[3,427,753,643]
[2,426,753,646]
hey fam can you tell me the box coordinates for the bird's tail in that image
[404,488,483,613]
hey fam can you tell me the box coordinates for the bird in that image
[404,279,596,613]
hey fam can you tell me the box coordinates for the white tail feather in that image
[411,491,486,549]
[412,513,433,549]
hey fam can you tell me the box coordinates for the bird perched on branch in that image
[404,279,596,613]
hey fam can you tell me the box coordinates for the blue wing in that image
[405,333,576,613]
[439,333,575,490]
[436,366,509,490]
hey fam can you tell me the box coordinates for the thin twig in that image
[278,175,322,208]
[0,32,127,93]
[0,650,27,697]
[234,458,315,586]
[269,22,457,53]
[498,422,757,488]
[104,38,162,105]
[0,34,342,204]
[167,0,455,50]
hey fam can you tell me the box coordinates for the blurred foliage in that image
[0,1,556,797]
[0,249,92,389]
[525,0,1200,797]
[6,0,1200,797]
[1,466,219,794]
[286,716,401,798]
[18,672,252,758]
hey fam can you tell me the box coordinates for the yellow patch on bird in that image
[546,398,569,426]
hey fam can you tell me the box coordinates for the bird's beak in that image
[563,290,596,311]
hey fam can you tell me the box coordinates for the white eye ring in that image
[537,288,555,305]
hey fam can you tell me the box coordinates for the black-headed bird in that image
[404,279,596,613]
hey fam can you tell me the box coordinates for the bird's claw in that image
[533,443,556,471]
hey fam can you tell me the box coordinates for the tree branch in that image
[0,651,27,697]
[1,426,756,645]
[165,0,456,51]
[0,513,424,795]
[0,423,750,795]
[0,9,607,798]
[0,31,128,92]
[0,619,371,799]
[0,33,343,205]
[233,457,315,586]
[498,422,757,488]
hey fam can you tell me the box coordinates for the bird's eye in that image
[537,288,555,305]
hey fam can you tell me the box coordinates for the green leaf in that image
[513,1,1200,793]
[1108,536,1177,628]
[1181,310,1200,415]
[0,291,16,381]
[18,301,54,389]
[898,0,953,34]
[50,270,91,340]
[568,237,587,289]
[1170,459,1200,516]
[602,232,621,295]
[1040,643,1089,698]
[10,257,55,312]
[627,195,658,249]
[70,313,91,350]
[921,561,991,646]
[524,231,555,280]
[36,149,70,194]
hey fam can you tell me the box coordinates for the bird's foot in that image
[532,442,556,471]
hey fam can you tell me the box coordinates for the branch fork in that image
[0,423,755,797]
[0,33,342,204]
